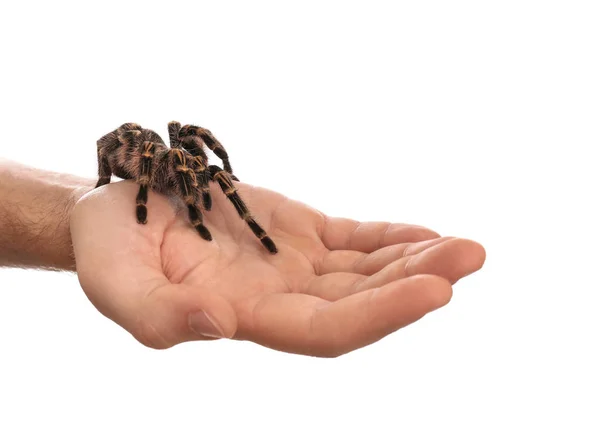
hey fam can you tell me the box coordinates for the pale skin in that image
[1,159,486,357]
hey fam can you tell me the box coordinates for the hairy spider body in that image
[95,122,277,253]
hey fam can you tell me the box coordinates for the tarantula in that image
[94,121,277,253]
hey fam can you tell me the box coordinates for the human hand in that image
[71,181,485,357]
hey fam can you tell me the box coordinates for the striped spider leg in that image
[170,148,212,241]
[168,121,212,211]
[209,165,277,254]
[175,123,240,181]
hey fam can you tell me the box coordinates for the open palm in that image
[71,180,485,357]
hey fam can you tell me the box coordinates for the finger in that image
[308,238,485,300]
[242,274,452,357]
[317,237,454,275]
[138,283,238,348]
[355,238,484,291]
[406,238,486,284]
[320,217,440,252]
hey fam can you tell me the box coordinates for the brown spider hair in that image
[95,121,277,253]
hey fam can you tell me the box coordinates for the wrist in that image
[0,159,94,271]
[51,183,93,271]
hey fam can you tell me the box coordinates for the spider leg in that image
[95,155,112,188]
[135,139,156,224]
[180,135,210,162]
[190,156,213,211]
[171,149,212,241]
[180,125,239,181]
[208,165,277,254]
[181,136,219,202]
[95,130,122,188]
[168,121,213,209]
[199,130,236,178]
[167,121,181,148]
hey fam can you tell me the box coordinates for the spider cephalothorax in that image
[95,121,277,253]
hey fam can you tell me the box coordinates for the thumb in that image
[137,283,238,349]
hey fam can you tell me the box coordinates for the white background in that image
[1,1,598,435]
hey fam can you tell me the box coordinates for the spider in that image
[94,121,278,253]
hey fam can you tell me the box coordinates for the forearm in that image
[0,159,94,271]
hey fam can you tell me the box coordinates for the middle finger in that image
[316,237,454,275]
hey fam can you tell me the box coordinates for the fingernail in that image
[189,311,224,338]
